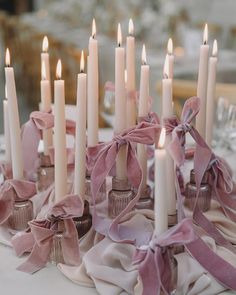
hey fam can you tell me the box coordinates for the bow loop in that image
[133,218,196,295]
[30,111,54,130]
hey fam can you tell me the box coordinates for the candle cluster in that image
[3,20,218,237]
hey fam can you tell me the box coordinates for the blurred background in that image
[1,0,236,135]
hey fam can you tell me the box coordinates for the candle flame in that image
[56,59,62,79]
[92,18,96,38]
[167,38,173,55]
[42,36,49,52]
[158,128,166,148]
[124,69,127,84]
[80,50,85,72]
[142,44,147,65]
[163,54,170,79]
[212,39,218,57]
[128,19,134,35]
[41,61,46,80]
[203,23,208,44]
[117,23,122,46]
[5,48,10,66]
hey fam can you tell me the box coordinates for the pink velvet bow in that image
[12,195,83,274]
[0,179,36,225]
[133,218,196,295]
[164,96,201,167]
[87,120,161,243]
[0,161,13,180]
[21,111,76,179]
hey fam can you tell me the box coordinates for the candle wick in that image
[118,43,121,47]
[203,41,207,45]
[163,73,168,79]
[80,70,84,73]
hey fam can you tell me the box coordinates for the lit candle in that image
[3,86,11,163]
[5,49,24,179]
[167,38,174,79]
[74,51,87,197]
[206,40,218,147]
[115,23,127,179]
[137,45,149,191]
[126,19,136,127]
[162,55,176,216]
[41,36,51,82]
[41,61,53,155]
[87,19,99,147]
[54,60,67,201]
[155,128,168,235]
[196,24,209,139]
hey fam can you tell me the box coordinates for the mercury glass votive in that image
[74,200,92,238]
[8,199,33,231]
[185,169,211,212]
[37,153,54,192]
[108,177,135,218]
[135,184,154,210]
[49,231,65,265]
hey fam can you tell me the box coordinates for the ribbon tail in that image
[12,232,35,256]
[17,241,52,274]
[186,237,236,291]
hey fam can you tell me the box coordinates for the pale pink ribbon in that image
[87,120,161,244]
[0,179,36,225]
[12,195,83,274]
[164,96,236,289]
[133,218,196,295]
[21,111,76,179]
[104,81,153,112]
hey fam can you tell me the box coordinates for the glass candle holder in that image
[73,200,92,238]
[185,169,211,212]
[49,231,65,265]
[135,184,154,210]
[8,199,33,231]
[108,177,135,218]
[37,153,54,192]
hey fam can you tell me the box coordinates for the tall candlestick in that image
[74,51,87,197]
[137,45,149,191]
[167,38,174,79]
[87,19,99,147]
[41,36,51,82]
[3,94,11,163]
[41,61,53,155]
[196,24,209,138]
[54,60,67,201]
[206,40,218,147]
[155,128,168,235]
[126,19,136,128]
[162,55,176,216]
[115,23,127,179]
[5,49,24,179]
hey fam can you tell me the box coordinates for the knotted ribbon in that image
[0,161,12,180]
[87,120,161,243]
[0,179,36,225]
[12,195,83,274]
[21,111,76,179]
[133,218,196,295]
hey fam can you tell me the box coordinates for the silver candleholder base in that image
[135,185,154,210]
[49,231,65,265]
[85,175,106,203]
[37,153,54,192]
[73,200,92,238]
[8,200,33,231]
[108,177,135,218]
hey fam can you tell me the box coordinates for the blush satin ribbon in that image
[12,195,83,274]
[87,119,161,244]
[21,111,76,179]
[0,179,36,225]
